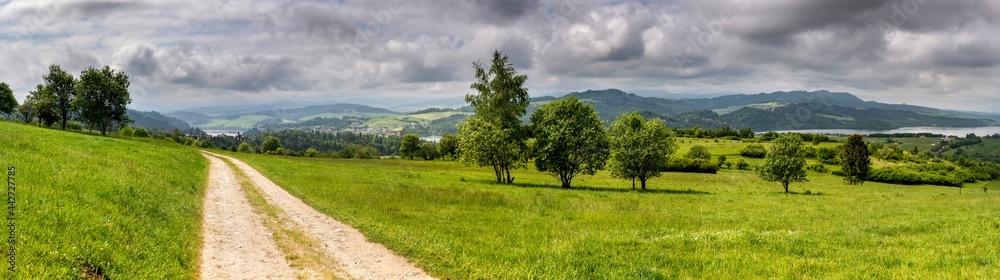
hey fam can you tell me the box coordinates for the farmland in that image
[0,122,207,279]
[223,142,1000,279]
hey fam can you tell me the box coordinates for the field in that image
[0,122,207,278]
[224,141,1000,279]
[364,111,470,130]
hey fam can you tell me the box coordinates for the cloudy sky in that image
[1,0,999,112]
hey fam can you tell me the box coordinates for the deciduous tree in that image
[74,66,131,135]
[438,133,460,159]
[400,134,421,159]
[459,50,530,184]
[757,134,808,193]
[262,136,282,153]
[841,134,871,185]
[685,145,712,160]
[531,96,609,188]
[0,82,16,115]
[608,112,676,190]
[28,84,58,126]
[42,65,77,129]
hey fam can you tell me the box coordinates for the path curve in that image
[199,152,297,279]
[202,151,435,279]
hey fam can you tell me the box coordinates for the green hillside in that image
[0,122,206,278]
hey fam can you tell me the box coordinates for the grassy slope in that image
[225,146,1000,279]
[0,122,207,278]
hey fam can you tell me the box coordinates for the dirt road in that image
[199,151,434,279]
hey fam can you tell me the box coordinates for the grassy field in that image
[944,138,1000,157]
[224,144,1000,278]
[0,122,207,278]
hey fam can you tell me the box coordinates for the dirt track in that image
[199,151,435,279]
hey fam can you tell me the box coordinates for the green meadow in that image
[224,144,1000,279]
[0,122,206,279]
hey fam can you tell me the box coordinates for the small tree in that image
[16,99,36,123]
[757,134,808,193]
[261,136,282,153]
[0,82,16,115]
[438,133,460,159]
[28,84,58,126]
[306,148,320,157]
[685,145,712,160]
[419,142,439,160]
[531,95,609,188]
[74,66,131,135]
[736,159,750,170]
[608,112,675,190]
[717,155,727,168]
[400,134,421,159]
[841,134,871,185]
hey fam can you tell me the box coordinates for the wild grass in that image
[223,146,1000,279]
[0,121,207,279]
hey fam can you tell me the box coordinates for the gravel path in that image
[200,151,435,279]
[199,152,296,279]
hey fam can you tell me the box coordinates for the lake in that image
[204,130,243,137]
[777,126,1000,137]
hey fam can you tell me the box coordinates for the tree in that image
[133,127,150,138]
[42,65,77,129]
[531,96,609,188]
[237,142,252,153]
[757,134,808,193]
[718,155,728,168]
[118,126,134,137]
[438,133,459,159]
[16,99,35,123]
[419,142,439,160]
[841,134,871,185]
[74,66,131,135]
[608,112,676,190]
[28,84,58,126]
[458,50,530,184]
[685,145,712,160]
[0,82,16,115]
[261,136,282,153]
[400,134,421,159]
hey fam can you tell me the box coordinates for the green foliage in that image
[757,134,808,192]
[133,126,150,138]
[740,144,768,158]
[867,163,972,187]
[736,159,751,170]
[118,126,134,137]
[42,64,77,129]
[530,96,609,188]
[74,66,131,135]
[841,134,871,185]
[608,112,676,190]
[817,146,839,160]
[261,135,282,153]
[664,157,719,174]
[0,122,206,278]
[335,144,381,159]
[807,163,829,173]
[685,145,712,160]
[420,142,440,160]
[400,134,421,159]
[460,50,531,184]
[28,84,58,126]
[306,147,320,157]
[718,155,727,168]
[438,133,460,159]
[16,98,36,123]
[237,142,252,153]
[0,82,16,115]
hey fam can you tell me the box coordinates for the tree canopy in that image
[608,112,676,190]
[841,134,871,185]
[531,95,609,188]
[400,134,421,159]
[459,50,530,184]
[74,66,131,135]
[757,134,808,193]
[0,82,16,115]
[43,64,77,129]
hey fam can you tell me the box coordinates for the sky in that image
[1,0,999,112]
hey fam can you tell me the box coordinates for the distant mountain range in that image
[140,89,997,133]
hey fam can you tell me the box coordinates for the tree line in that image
[0,64,132,135]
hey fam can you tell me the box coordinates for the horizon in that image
[2,1,999,112]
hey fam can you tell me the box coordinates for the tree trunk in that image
[783,182,789,193]
[561,174,571,188]
[631,178,635,190]
[640,177,647,190]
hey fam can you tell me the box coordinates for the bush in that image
[717,155,727,168]
[237,142,251,153]
[261,136,282,153]
[736,159,750,170]
[134,127,150,138]
[740,144,767,158]
[817,147,838,160]
[306,148,320,157]
[118,126,134,138]
[685,145,712,160]
[199,140,215,149]
[807,163,828,173]
[867,164,968,187]
[664,157,719,174]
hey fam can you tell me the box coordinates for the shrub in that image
[261,136,282,153]
[685,145,712,160]
[736,159,750,170]
[807,163,828,173]
[817,147,839,160]
[664,157,719,174]
[237,142,251,153]
[118,126,134,138]
[199,140,215,149]
[740,144,767,158]
[134,127,150,138]
[306,148,320,157]
[717,155,727,168]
